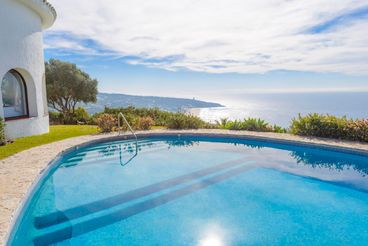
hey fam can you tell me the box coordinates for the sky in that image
[45,0,368,102]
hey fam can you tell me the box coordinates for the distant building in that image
[0,0,56,139]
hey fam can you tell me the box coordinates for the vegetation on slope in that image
[216,117,286,133]
[291,113,368,142]
[2,112,368,160]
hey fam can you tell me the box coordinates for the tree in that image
[45,59,98,123]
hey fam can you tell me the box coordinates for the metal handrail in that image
[118,112,137,138]
[117,112,138,157]
[119,143,138,167]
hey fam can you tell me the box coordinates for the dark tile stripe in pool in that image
[62,141,168,165]
[33,164,254,245]
[34,157,255,229]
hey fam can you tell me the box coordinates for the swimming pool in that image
[8,135,368,245]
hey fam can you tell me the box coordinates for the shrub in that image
[203,122,219,129]
[74,107,90,123]
[166,113,205,129]
[89,106,288,133]
[89,112,103,125]
[216,117,284,132]
[241,118,270,131]
[226,120,242,130]
[0,117,5,145]
[291,113,348,139]
[344,119,368,142]
[290,113,368,142]
[272,124,287,133]
[136,117,155,130]
[49,108,90,125]
[104,106,172,126]
[215,118,230,129]
[96,113,116,133]
[118,114,139,131]
[49,111,63,125]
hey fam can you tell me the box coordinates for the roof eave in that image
[17,0,57,29]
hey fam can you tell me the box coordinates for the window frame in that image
[2,70,29,121]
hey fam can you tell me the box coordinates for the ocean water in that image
[189,92,368,127]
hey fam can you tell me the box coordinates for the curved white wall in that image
[0,0,52,139]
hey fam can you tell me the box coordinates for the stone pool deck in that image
[1,129,368,244]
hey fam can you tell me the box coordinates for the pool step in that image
[32,158,256,245]
[66,140,164,159]
[61,144,170,168]
[72,139,156,155]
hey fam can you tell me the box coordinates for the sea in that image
[188,92,368,128]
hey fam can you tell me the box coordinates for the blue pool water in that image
[9,136,368,245]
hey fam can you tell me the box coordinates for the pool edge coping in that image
[2,129,368,245]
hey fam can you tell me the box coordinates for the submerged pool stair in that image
[31,157,256,245]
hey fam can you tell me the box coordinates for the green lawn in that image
[0,125,98,160]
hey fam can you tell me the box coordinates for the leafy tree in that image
[45,59,98,123]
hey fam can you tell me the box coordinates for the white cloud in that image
[47,0,368,74]
[44,36,92,53]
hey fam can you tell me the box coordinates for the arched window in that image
[1,70,28,119]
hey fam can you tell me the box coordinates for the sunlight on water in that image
[198,224,226,246]
[199,234,223,246]
[189,92,368,127]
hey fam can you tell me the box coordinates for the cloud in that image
[47,0,368,74]
[44,32,119,57]
[307,5,368,33]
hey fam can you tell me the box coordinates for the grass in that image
[0,125,98,160]
[151,126,167,130]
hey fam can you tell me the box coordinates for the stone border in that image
[2,129,368,244]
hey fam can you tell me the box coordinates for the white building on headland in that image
[0,0,56,139]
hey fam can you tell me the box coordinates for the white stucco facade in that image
[0,0,56,139]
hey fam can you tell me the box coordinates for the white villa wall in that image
[0,0,54,139]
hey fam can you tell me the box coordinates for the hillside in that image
[82,93,223,114]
